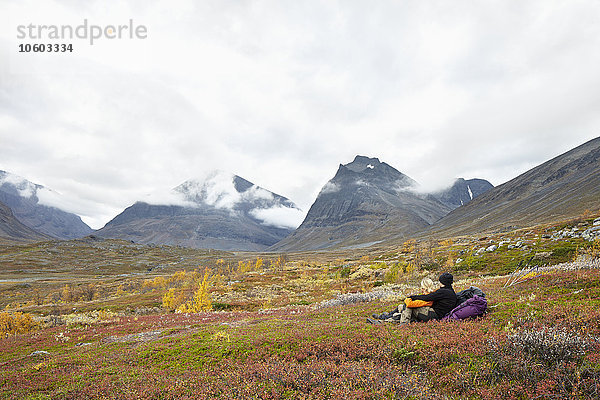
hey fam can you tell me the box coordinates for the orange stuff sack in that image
[404,298,433,308]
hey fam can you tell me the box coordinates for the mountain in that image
[427,137,600,237]
[96,171,304,251]
[270,156,451,251]
[0,171,93,239]
[0,199,50,242]
[433,178,494,209]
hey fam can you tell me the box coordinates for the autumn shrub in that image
[162,269,212,313]
[484,327,599,399]
[508,327,591,365]
[0,311,37,337]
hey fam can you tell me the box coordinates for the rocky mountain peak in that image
[332,155,416,190]
[433,178,494,210]
[344,156,382,172]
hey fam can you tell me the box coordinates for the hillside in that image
[426,137,600,237]
[0,200,50,242]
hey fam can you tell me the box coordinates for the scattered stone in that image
[455,258,463,264]
[75,342,92,347]
[29,351,50,357]
[534,252,552,260]
[54,332,70,342]
[594,217,600,226]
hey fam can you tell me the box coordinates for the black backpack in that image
[456,286,485,306]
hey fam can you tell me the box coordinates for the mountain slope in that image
[427,137,600,237]
[271,156,451,251]
[0,171,93,239]
[96,171,303,251]
[0,200,50,242]
[433,178,494,209]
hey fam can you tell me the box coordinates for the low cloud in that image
[0,171,36,198]
[250,205,306,229]
[142,170,303,229]
[318,181,340,196]
[143,190,195,208]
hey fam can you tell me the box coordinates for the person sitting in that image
[403,272,457,323]
[369,277,437,323]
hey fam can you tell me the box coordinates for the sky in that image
[1,0,599,229]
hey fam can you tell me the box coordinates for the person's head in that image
[420,278,437,293]
[439,272,454,287]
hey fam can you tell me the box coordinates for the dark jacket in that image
[410,286,457,319]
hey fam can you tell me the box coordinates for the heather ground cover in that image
[2,263,599,399]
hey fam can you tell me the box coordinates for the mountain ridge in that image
[0,171,93,239]
[96,171,303,251]
[270,156,453,251]
[423,137,600,237]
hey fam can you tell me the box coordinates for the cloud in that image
[143,190,195,208]
[318,181,340,195]
[250,205,305,229]
[0,0,599,230]
[0,171,36,198]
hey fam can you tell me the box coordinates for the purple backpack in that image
[443,295,487,321]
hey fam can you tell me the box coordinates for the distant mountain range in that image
[271,156,491,251]
[95,171,304,251]
[2,137,598,251]
[0,171,92,240]
[425,137,600,237]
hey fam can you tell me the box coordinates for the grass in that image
[1,265,599,399]
[1,216,600,398]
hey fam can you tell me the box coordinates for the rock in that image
[29,351,50,357]
[455,258,463,264]
[594,217,600,226]
[534,251,552,259]
[486,245,497,252]
[508,244,515,250]
[515,241,523,248]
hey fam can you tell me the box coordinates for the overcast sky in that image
[2,0,599,229]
